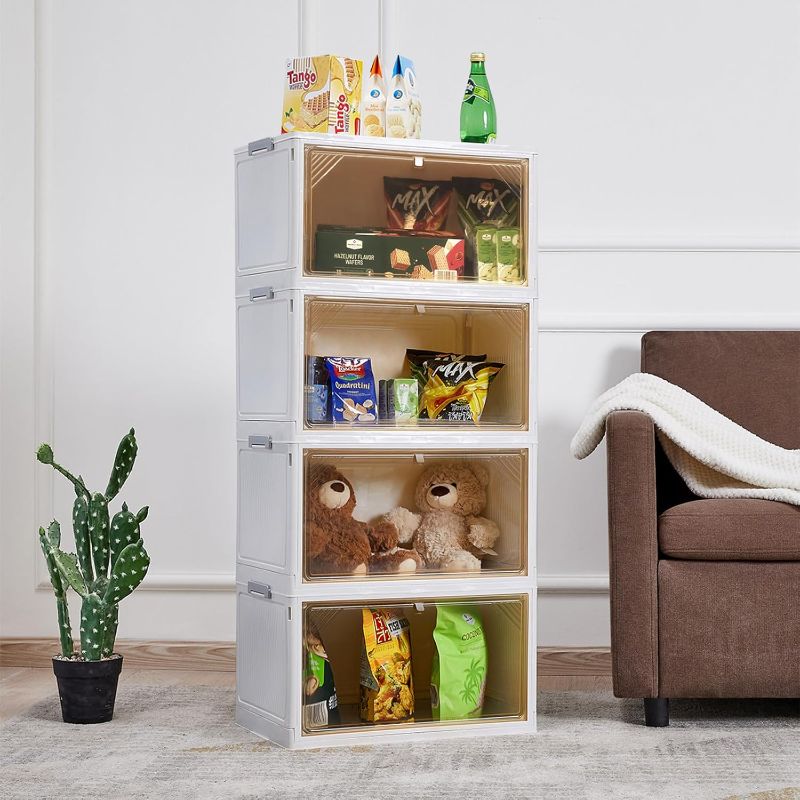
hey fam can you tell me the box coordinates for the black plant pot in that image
[52,654,123,724]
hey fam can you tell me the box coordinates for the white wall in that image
[2,0,799,646]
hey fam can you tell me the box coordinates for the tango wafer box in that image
[282,56,362,135]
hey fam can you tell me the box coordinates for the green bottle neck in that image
[470,61,487,76]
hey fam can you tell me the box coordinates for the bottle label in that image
[463,78,491,104]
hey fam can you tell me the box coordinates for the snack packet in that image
[390,378,418,424]
[384,178,452,231]
[324,357,378,424]
[453,177,520,231]
[475,225,498,282]
[362,55,386,137]
[496,227,522,284]
[303,620,341,728]
[406,349,487,386]
[282,56,362,135]
[359,608,414,723]
[453,177,520,278]
[431,605,487,721]
[386,56,421,139]
[417,355,504,422]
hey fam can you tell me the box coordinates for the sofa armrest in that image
[606,410,659,698]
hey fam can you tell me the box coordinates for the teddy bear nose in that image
[431,485,451,497]
[330,481,345,493]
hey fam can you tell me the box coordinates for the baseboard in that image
[536,647,612,676]
[0,639,237,671]
[0,639,612,676]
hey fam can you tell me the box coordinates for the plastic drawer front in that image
[237,436,536,584]
[235,573,535,749]
[236,290,535,430]
[235,135,535,292]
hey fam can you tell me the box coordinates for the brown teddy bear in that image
[381,462,500,572]
[306,464,421,576]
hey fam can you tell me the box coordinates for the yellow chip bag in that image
[359,608,414,723]
[418,357,504,422]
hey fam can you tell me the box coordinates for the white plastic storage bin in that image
[235,133,537,297]
[234,135,538,749]
[236,433,536,585]
[235,565,536,749]
[236,289,536,430]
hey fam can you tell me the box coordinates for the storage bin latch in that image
[247,581,272,599]
[249,287,275,302]
[247,137,275,155]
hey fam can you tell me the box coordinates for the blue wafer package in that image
[324,357,378,424]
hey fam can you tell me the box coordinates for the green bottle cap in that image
[470,52,486,62]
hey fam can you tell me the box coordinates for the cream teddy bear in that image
[381,462,500,572]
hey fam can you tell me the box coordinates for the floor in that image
[3,670,797,800]
[0,666,611,722]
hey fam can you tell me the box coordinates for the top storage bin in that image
[235,134,535,294]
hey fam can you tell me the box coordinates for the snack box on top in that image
[282,56,363,135]
[314,226,465,280]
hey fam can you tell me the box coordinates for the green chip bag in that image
[430,605,487,720]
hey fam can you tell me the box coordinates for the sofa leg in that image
[644,698,669,727]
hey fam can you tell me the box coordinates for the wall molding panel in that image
[539,313,800,332]
[5,0,797,647]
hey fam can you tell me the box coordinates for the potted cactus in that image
[36,428,150,724]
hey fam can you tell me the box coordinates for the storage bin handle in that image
[247,581,272,599]
[248,137,274,155]
[249,287,275,302]
[248,435,272,449]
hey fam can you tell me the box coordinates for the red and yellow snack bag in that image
[359,608,414,723]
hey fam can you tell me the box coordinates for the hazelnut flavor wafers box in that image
[282,56,363,134]
[314,226,465,280]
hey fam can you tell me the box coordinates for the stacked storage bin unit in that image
[235,133,537,748]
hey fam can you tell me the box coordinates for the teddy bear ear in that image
[470,462,490,487]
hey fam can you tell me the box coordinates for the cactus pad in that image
[45,519,61,548]
[109,507,140,568]
[89,492,110,578]
[36,443,54,464]
[38,528,64,595]
[39,528,73,657]
[104,428,137,502]
[72,495,93,583]
[79,594,109,661]
[104,539,150,605]
[102,604,119,657]
[51,548,88,598]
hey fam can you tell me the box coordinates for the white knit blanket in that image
[571,373,800,506]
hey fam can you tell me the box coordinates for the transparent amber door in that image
[304,297,530,429]
[303,450,528,581]
[302,596,528,734]
[305,145,529,285]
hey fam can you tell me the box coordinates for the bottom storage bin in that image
[302,595,529,736]
[235,570,535,747]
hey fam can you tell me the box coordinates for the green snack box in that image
[475,225,498,282]
[496,226,522,284]
[389,378,418,424]
[430,605,487,720]
[314,226,465,280]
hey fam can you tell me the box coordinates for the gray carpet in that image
[1,686,798,800]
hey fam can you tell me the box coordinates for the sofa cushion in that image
[659,499,800,561]
[641,331,800,450]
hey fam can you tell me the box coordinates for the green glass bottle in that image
[460,52,496,143]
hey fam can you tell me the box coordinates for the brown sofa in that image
[606,331,800,726]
